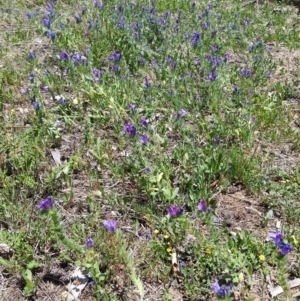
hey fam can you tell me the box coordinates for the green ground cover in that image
[0,0,300,300]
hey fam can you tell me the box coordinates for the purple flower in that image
[191,32,200,46]
[211,280,227,297]
[174,109,188,119]
[140,117,148,128]
[43,69,51,76]
[43,18,51,28]
[144,76,150,89]
[269,232,284,244]
[114,52,122,61]
[140,57,146,65]
[103,220,117,232]
[94,1,104,9]
[61,50,69,61]
[224,52,230,63]
[140,135,148,145]
[213,137,221,144]
[55,95,65,103]
[118,17,125,28]
[266,71,272,78]
[26,12,34,19]
[27,52,36,59]
[206,71,217,82]
[59,23,65,30]
[269,231,293,256]
[197,199,207,211]
[28,73,34,82]
[42,86,49,92]
[191,2,196,12]
[240,69,252,77]
[38,196,53,210]
[74,14,81,23]
[128,102,136,112]
[86,238,93,248]
[168,205,183,217]
[277,241,293,256]
[21,88,29,95]
[202,22,210,29]
[111,65,120,73]
[124,122,136,136]
[211,30,217,37]
[47,30,56,39]
[150,61,157,68]
[145,167,150,174]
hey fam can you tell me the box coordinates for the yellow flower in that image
[292,235,298,245]
[154,229,160,234]
[259,254,265,261]
[205,248,212,254]
[166,247,172,253]
[164,235,169,240]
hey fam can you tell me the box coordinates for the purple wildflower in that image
[27,52,36,59]
[55,95,65,103]
[277,241,293,256]
[197,200,207,211]
[59,23,65,30]
[269,231,293,256]
[211,30,217,37]
[140,117,148,128]
[86,238,93,248]
[26,12,34,19]
[145,167,150,174]
[266,71,272,78]
[144,76,150,89]
[42,86,49,92]
[140,57,146,64]
[140,135,148,145]
[118,16,125,28]
[174,109,188,119]
[38,196,53,210]
[43,69,51,76]
[191,32,200,46]
[124,122,136,136]
[94,1,104,9]
[47,30,56,39]
[269,232,284,245]
[213,137,221,144]
[202,22,210,29]
[21,88,29,95]
[61,50,69,61]
[28,73,34,82]
[233,85,240,93]
[128,102,136,112]
[206,71,217,82]
[103,220,117,232]
[211,280,228,297]
[224,52,230,63]
[240,69,252,77]
[191,2,196,12]
[168,205,183,217]
[74,14,81,23]
[43,18,51,28]
[111,65,120,73]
